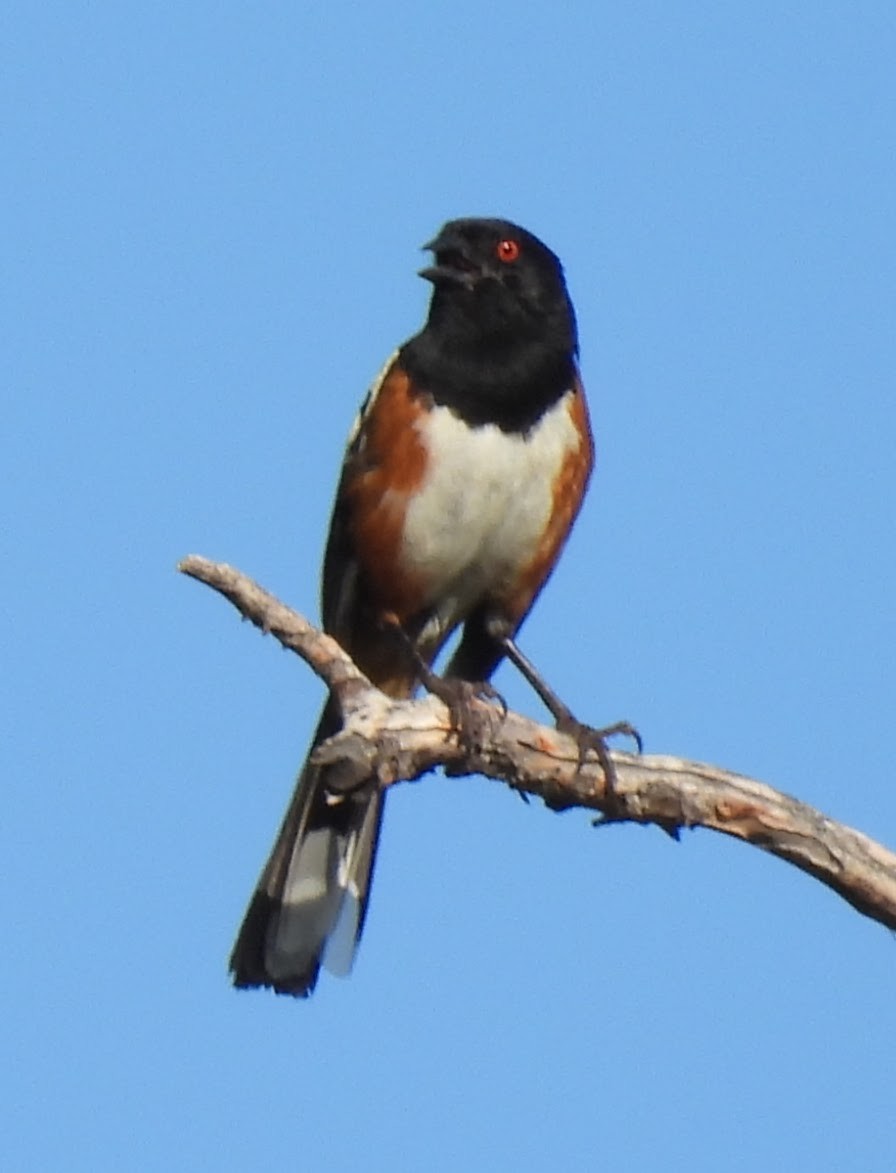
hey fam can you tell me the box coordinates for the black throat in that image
[396,328,574,434]
[399,302,577,435]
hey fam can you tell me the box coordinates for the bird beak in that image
[418,262,471,286]
[418,231,479,288]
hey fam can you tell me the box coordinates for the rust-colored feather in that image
[503,377,594,624]
[343,363,431,625]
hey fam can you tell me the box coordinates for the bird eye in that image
[495,238,521,263]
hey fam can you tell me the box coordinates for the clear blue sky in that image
[4,3,895,1169]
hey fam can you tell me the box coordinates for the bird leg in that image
[382,617,505,750]
[489,626,641,805]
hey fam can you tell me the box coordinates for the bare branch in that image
[179,554,896,934]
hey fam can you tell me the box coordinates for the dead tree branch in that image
[179,554,896,933]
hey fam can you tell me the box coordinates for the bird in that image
[230,216,618,996]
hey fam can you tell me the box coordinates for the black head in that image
[403,218,579,432]
[419,218,577,353]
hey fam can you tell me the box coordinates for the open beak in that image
[418,230,480,288]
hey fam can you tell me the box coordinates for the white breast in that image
[399,392,580,633]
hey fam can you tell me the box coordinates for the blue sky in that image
[4,2,895,1169]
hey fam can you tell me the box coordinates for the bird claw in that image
[425,676,506,752]
[555,712,642,808]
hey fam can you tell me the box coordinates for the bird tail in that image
[229,700,385,997]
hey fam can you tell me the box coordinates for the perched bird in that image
[230,217,609,996]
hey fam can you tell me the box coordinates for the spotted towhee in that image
[230,217,623,996]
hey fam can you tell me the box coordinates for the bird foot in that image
[555,711,642,809]
[422,672,507,752]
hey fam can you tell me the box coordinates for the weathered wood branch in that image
[179,554,896,933]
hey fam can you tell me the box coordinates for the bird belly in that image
[399,392,580,630]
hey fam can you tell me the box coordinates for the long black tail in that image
[229,700,385,997]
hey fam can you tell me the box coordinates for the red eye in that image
[495,238,520,263]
